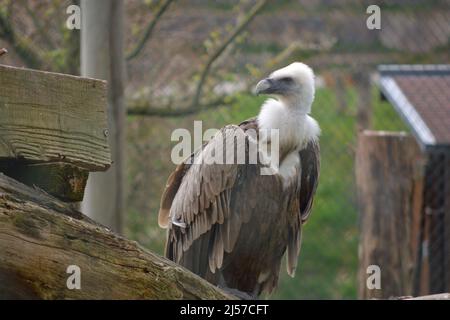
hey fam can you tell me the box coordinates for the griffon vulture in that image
[158,62,320,297]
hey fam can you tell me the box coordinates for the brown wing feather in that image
[286,139,320,276]
[299,139,320,222]
[158,163,188,228]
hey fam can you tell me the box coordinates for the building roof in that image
[378,65,450,149]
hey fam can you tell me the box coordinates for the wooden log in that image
[405,293,450,300]
[356,131,425,299]
[0,173,233,299]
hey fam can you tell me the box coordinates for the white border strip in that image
[380,77,436,146]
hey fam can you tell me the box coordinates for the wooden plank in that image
[356,130,425,299]
[0,173,234,300]
[0,64,111,171]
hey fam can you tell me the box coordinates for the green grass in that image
[125,83,408,299]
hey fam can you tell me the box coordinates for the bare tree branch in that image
[259,41,303,76]
[0,8,44,69]
[191,0,267,108]
[126,35,305,118]
[60,0,81,75]
[125,0,270,118]
[126,0,175,61]
[127,96,236,117]
[21,0,56,50]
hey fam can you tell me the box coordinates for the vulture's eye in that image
[279,77,294,84]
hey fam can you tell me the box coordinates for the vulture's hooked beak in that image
[254,78,273,95]
[254,78,288,96]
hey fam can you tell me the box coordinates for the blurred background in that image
[0,0,449,299]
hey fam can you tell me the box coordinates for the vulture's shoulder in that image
[238,117,258,131]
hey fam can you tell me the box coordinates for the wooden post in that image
[356,131,425,299]
[354,69,372,132]
[80,0,126,233]
[0,64,111,201]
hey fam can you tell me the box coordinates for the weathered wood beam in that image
[356,131,425,299]
[0,64,111,170]
[0,64,111,201]
[0,173,233,299]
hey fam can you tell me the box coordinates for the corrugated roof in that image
[378,65,450,148]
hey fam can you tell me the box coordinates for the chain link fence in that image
[0,0,449,299]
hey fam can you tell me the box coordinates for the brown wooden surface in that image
[0,173,233,299]
[0,161,88,202]
[354,70,372,132]
[0,64,112,201]
[0,64,111,171]
[356,131,425,299]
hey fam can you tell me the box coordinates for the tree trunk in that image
[356,131,425,299]
[80,0,126,233]
[0,173,233,300]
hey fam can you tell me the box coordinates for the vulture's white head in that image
[255,62,315,113]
